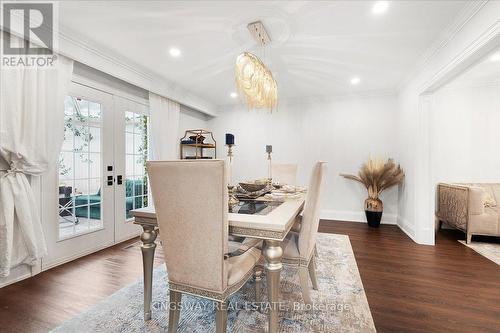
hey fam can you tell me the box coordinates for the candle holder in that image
[226,144,239,210]
[266,145,273,186]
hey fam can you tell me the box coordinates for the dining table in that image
[131,193,305,333]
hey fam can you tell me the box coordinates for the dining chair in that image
[272,163,298,185]
[282,161,327,304]
[147,160,263,333]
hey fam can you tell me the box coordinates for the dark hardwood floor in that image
[0,221,499,333]
[320,222,500,333]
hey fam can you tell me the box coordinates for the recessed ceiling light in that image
[350,77,361,85]
[230,92,238,98]
[169,47,181,58]
[372,1,389,15]
[490,52,500,62]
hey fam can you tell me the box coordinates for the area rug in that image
[458,240,500,265]
[51,233,376,332]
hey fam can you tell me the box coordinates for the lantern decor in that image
[235,52,278,112]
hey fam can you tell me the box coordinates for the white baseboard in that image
[321,209,397,225]
[41,241,115,271]
[0,271,32,288]
[321,210,423,245]
[42,234,139,271]
[397,216,416,241]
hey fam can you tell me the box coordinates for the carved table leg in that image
[263,239,283,333]
[140,225,157,320]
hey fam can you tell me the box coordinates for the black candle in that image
[225,133,235,145]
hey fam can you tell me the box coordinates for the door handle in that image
[117,175,123,185]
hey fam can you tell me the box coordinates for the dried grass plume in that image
[341,158,405,200]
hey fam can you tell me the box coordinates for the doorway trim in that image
[415,21,500,245]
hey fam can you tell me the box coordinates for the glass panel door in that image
[43,83,115,269]
[114,96,148,242]
[125,111,149,219]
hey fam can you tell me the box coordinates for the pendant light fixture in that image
[235,21,278,112]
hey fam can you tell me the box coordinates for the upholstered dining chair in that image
[272,163,298,185]
[282,161,327,304]
[147,160,263,333]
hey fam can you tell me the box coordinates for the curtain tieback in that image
[0,162,24,178]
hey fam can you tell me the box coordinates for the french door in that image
[114,96,150,242]
[43,83,148,268]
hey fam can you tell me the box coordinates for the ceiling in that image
[59,1,468,108]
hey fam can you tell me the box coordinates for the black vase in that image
[365,210,382,228]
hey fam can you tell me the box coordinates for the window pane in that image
[125,112,135,133]
[88,126,101,153]
[59,151,74,180]
[74,179,89,207]
[126,155,134,176]
[89,153,101,179]
[126,132,134,154]
[88,102,101,118]
[62,123,74,152]
[59,96,104,239]
[73,124,90,153]
[134,155,145,176]
[74,157,89,180]
[124,111,150,220]
[76,99,89,119]
[89,178,101,198]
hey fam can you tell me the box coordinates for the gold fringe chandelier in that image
[235,21,277,112]
[235,52,278,111]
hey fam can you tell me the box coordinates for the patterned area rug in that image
[51,234,376,332]
[458,240,500,265]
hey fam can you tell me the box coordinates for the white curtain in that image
[0,35,74,277]
[149,92,180,160]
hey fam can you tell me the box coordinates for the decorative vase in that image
[364,197,383,228]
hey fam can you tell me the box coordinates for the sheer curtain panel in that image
[0,37,74,277]
[149,92,180,160]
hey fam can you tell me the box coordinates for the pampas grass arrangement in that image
[341,158,404,227]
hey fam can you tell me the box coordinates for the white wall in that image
[210,95,400,224]
[396,1,500,244]
[431,82,500,184]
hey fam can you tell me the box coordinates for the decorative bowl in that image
[239,182,267,193]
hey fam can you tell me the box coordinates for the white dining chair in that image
[147,160,263,333]
[272,163,298,185]
[282,161,327,304]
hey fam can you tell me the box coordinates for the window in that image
[125,111,149,219]
[58,96,103,239]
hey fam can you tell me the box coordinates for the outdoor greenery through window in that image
[125,111,149,219]
[58,96,103,239]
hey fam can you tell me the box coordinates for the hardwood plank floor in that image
[0,221,498,333]
[318,221,500,333]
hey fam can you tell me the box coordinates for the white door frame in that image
[415,22,500,245]
[42,82,115,269]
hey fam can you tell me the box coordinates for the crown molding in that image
[397,1,488,92]
[421,19,500,94]
[56,26,218,117]
[442,78,500,91]
[0,3,217,117]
